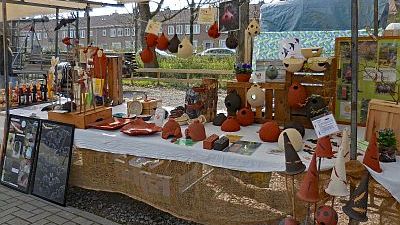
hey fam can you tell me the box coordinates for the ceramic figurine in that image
[225,90,241,115]
[157,33,169,50]
[259,121,281,142]
[168,34,181,53]
[325,140,350,197]
[246,19,260,37]
[177,37,193,58]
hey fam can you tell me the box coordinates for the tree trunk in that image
[138,2,159,68]
[189,1,195,44]
[236,0,250,63]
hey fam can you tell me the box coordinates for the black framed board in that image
[0,115,40,193]
[32,120,75,206]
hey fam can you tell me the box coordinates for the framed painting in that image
[0,115,40,193]
[32,120,75,206]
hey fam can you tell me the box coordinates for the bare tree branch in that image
[161,7,188,22]
[150,0,165,18]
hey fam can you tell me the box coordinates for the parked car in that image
[197,48,236,57]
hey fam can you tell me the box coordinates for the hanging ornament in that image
[157,33,169,50]
[226,32,238,49]
[62,37,72,46]
[208,21,220,39]
[288,82,307,109]
[177,37,193,58]
[168,34,181,53]
[145,33,158,48]
[140,47,154,63]
[246,19,260,37]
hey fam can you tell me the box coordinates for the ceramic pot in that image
[305,95,327,119]
[236,73,251,82]
[288,82,307,109]
[213,113,227,126]
[236,108,254,126]
[225,91,241,115]
[278,218,300,225]
[301,47,322,59]
[315,205,338,225]
[308,57,330,72]
[140,47,154,63]
[379,146,397,162]
[208,21,220,39]
[265,65,278,80]
[278,128,303,151]
[246,19,260,37]
[226,32,238,49]
[157,33,169,50]
[221,116,241,132]
[168,34,180,53]
[284,121,305,138]
[283,58,304,73]
[162,119,182,140]
[259,121,281,142]
[145,33,158,48]
[247,84,265,108]
[177,37,193,58]
[185,120,206,141]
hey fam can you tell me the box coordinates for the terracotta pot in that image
[213,113,227,126]
[236,108,254,126]
[157,33,169,50]
[259,121,281,142]
[225,91,242,115]
[168,34,180,53]
[162,118,182,140]
[140,47,154,63]
[145,33,158,48]
[288,82,307,109]
[236,73,251,82]
[315,205,338,225]
[221,116,241,132]
[185,120,206,141]
[208,21,220,39]
[246,84,265,108]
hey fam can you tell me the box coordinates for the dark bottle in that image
[40,83,47,101]
[25,86,30,105]
[18,87,24,105]
[32,84,37,103]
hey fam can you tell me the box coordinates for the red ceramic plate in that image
[121,118,162,136]
[88,118,133,130]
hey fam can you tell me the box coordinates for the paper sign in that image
[145,19,162,35]
[278,38,303,60]
[311,113,340,138]
[198,7,216,24]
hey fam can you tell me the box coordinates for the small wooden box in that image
[365,99,400,150]
[140,99,161,115]
[48,106,112,129]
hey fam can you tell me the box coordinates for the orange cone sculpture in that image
[315,136,334,158]
[362,133,382,173]
[297,153,319,203]
[342,172,369,222]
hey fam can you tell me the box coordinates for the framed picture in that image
[0,115,40,193]
[218,0,240,32]
[32,120,75,206]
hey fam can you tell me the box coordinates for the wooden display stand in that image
[107,56,123,106]
[140,99,162,115]
[48,106,112,129]
[365,99,400,151]
[226,81,289,124]
[201,78,218,122]
[287,58,337,128]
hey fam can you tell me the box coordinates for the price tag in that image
[145,19,162,35]
[311,113,339,138]
[198,7,216,24]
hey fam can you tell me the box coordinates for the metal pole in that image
[55,8,59,57]
[2,0,10,155]
[374,0,378,37]
[134,2,138,53]
[75,11,79,41]
[85,6,90,46]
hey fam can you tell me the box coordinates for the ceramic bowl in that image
[301,47,322,59]
[283,58,304,73]
[307,57,330,72]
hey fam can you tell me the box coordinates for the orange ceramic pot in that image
[259,121,281,142]
[236,108,254,126]
[221,116,241,132]
[236,73,251,82]
[288,82,307,109]
[162,118,182,140]
[185,120,206,141]
[140,47,154,63]
[145,33,158,48]
[157,33,169,50]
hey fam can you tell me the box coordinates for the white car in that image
[198,48,235,57]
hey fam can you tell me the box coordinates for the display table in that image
[8,102,400,225]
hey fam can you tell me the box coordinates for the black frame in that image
[0,114,40,193]
[31,119,75,206]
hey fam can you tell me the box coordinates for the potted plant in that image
[377,129,397,162]
[235,63,252,82]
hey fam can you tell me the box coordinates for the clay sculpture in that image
[259,121,281,142]
[185,120,206,141]
[288,82,307,109]
[177,37,193,58]
[221,116,240,132]
[162,118,182,141]
[145,33,158,48]
[203,134,219,150]
[236,108,254,126]
[156,33,169,50]
[213,113,227,126]
[225,90,242,115]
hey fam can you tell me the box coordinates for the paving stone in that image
[63,222,77,225]
[32,208,45,215]
[0,193,12,201]
[31,219,50,225]
[72,216,94,225]
[0,206,20,217]
[46,214,68,225]
[0,214,16,224]
[41,205,61,213]
[26,211,52,223]
[57,211,77,220]
[7,217,30,225]
[18,203,38,212]
[30,199,49,208]
[13,209,35,219]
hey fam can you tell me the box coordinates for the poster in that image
[218,1,240,32]
[224,141,261,156]
[1,115,40,193]
[278,38,303,60]
[198,7,216,24]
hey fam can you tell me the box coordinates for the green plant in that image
[377,128,397,148]
[234,63,253,74]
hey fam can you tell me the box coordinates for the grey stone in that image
[27,211,52,223]
[0,214,15,224]
[12,209,35,219]
[72,217,94,225]
[45,215,68,225]
[7,217,30,225]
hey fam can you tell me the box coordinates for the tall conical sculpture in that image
[342,172,370,222]
[315,136,334,158]
[297,153,319,203]
[325,140,350,197]
[341,128,350,162]
[284,133,306,175]
[363,133,382,173]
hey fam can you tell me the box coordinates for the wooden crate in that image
[226,81,289,124]
[365,99,400,151]
[48,106,112,129]
[140,99,162,115]
[107,56,123,106]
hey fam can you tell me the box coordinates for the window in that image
[192,40,198,49]
[102,44,108,50]
[125,40,132,49]
[80,30,85,38]
[117,28,123,37]
[167,25,174,35]
[90,31,93,37]
[102,29,107,37]
[204,41,213,49]
[110,28,116,37]
[124,28,130,36]
[62,31,68,38]
[193,24,200,34]
[112,42,122,50]
[219,40,226,48]
[205,25,211,32]
[185,24,190,34]
[131,28,135,36]
[176,25,183,34]
[43,33,48,39]
[36,33,41,40]
[69,30,75,38]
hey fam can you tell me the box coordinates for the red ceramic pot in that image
[140,47,154,63]
[157,33,169,50]
[145,33,158,48]
[259,121,281,142]
[236,108,254,126]
[236,73,251,82]
[288,82,307,109]
[208,22,220,39]
[221,116,241,132]
[162,118,182,140]
[185,120,206,141]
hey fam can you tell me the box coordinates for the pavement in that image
[0,185,120,225]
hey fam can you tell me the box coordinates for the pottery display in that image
[225,91,242,115]
[226,32,238,49]
[305,95,327,119]
[283,58,304,73]
[145,33,158,48]
[284,121,305,138]
[185,120,206,141]
[315,206,338,225]
[213,113,227,126]
[177,37,193,58]
[265,65,278,80]
[297,153,319,203]
[121,118,162,136]
[236,108,254,126]
[162,118,182,140]
[208,21,220,39]
[168,34,181,53]
[236,73,251,82]
[278,128,303,151]
[301,47,322,59]
[288,82,307,109]
[246,19,260,37]
[246,84,265,108]
[140,47,154,63]
[156,33,169,50]
[259,121,281,142]
[363,134,382,173]
[203,134,219,150]
[308,57,330,72]
[221,116,241,132]
[88,118,133,130]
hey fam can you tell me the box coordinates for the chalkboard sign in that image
[1,115,40,193]
[32,120,74,206]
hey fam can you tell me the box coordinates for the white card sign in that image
[278,38,304,60]
[311,113,340,138]
[198,7,216,24]
[145,19,162,35]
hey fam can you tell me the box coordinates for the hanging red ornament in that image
[140,47,154,63]
[208,22,220,39]
[62,37,71,46]
[157,33,169,50]
[145,33,158,48]
[288,82,307,109]
[221,9,234,25]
